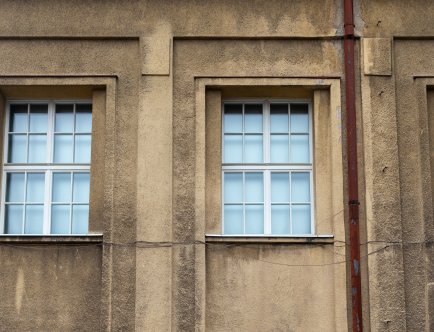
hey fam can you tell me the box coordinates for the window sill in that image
[0,234,103,245]
[205,234,334,244]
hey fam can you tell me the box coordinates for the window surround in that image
[1,99,92,235]
[199,79,343,243]
[221,99,314,236]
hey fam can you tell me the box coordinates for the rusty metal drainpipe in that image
[343,0,363,331]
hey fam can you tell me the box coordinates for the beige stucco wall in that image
[0,0,432,331]
[0,242,102,331]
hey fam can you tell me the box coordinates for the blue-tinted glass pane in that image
[8,134,26,163]
[51,205,70,234]
[291,172,310,202]
[52,173,71,202]
[224,173,243,203]
[245,204,264,234]
[271,205,290,234]
[244,135,262,163]
[75,104,92,133]
[245,172,263,202]
[74,135,91,163]
[270,104,289,133]
[244,104,262,133]
[10,105,28,132]
[290,134,309,163]
[55,105,74,132]
[224,205,243,234]
[291,104,309,133]
[6,173,25,202]
[292,204,311,234]
[26,173,45,203]
[270,134,289,163]
[5,205,23,234]
[72,205,89,234]
[54,134,73,163]
[29,105,48,132]
[24,205,44,234]
[224,104,242,133]
[73,173,90,203]
[224,135,242,163]
[28,134,47,163]
[271,173,290,203]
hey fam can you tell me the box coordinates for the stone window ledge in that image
[205,234,334,244]
[0,234,103,244]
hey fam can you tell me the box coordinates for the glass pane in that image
[8,134,26,163]
[245,204,264,234]
[270,134,289,163]
[292,204,311,234]
[270,104,289,133]
[5,205,23,234]
[244,104,262,133]
[10,104,28,132]
[271,205,290,234]
[52,173,71,202]
[224,204,243,234]
[223,104,242,133]
[290,135,310,163]
[28,134,47,163]
[6,173,25,202]
[271,172,290,203]
[51,205,70,234]
[29,105,48,132]
[54,134,73,163]
[245,172,263,203]
[73,173,90,203]
[224,173,243,203]
[291,104,309,133]
[26,173,45,203]
[74,135,92,163]
[55,105,74,132]
[291,172,310,202]
[224,134,242,163]
[72,205,89,234]
[75,104,92,133]
[244,135,263,163]
[24,205,44,234]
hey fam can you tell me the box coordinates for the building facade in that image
[0,0,433,331]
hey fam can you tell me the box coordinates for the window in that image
[1,101,92,235]
[222,100,313,235]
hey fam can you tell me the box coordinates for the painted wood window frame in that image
[0,100,92,235]
[221,99,314,235]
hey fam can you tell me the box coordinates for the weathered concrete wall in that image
[206,245,336,332]
[0,0,432,331]
[0,244,102,331]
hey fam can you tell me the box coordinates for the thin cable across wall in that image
[0,238,432,269]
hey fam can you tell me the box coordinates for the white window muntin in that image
[1,100,92,235]
[222,99,313,166]
[222,100,314,235]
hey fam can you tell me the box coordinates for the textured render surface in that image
[0,0,342,37]
[363,38,392,76]
[360,0,434,37]
[205,245,336,332]
[135,75,173,330]
[0,245,102,331]
[175,38,347,329]
[0,40,140,330]
[0,0,433,331]
[394,41,434,331]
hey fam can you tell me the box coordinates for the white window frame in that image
[0,100,92,235]
[221,99,314,236]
